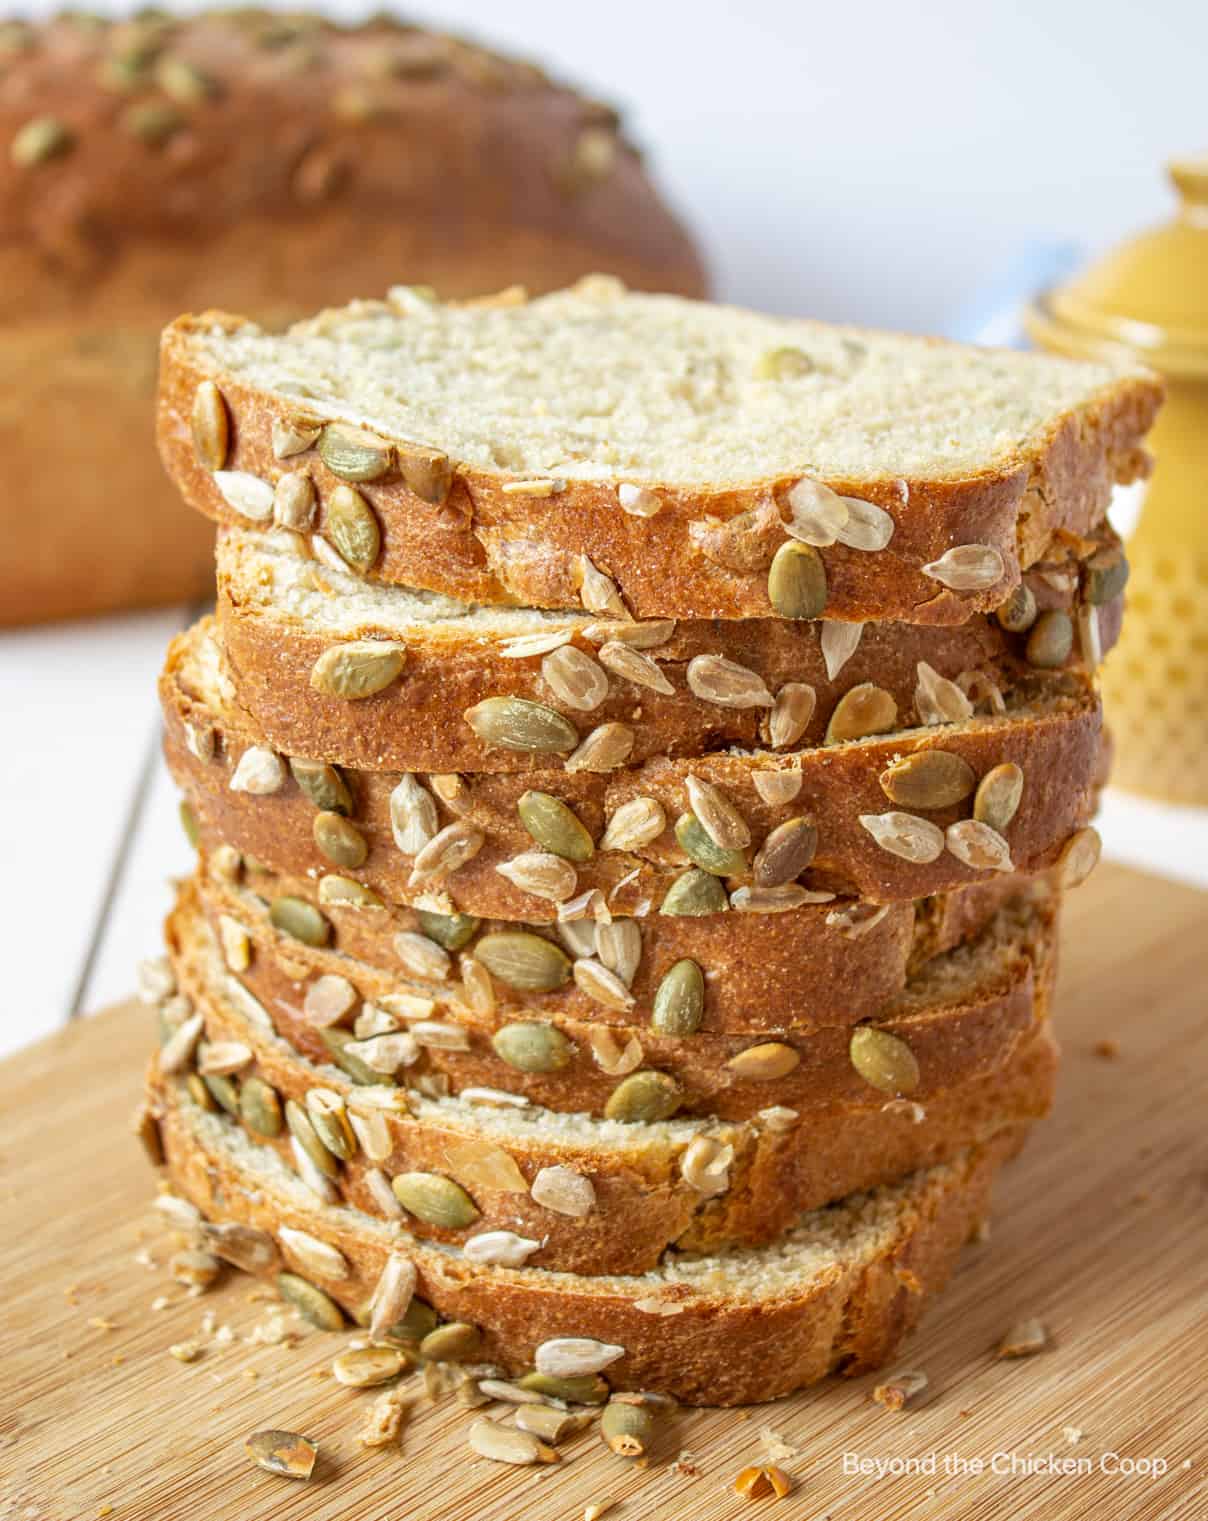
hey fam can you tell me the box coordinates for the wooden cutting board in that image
[1,862,1205,1521]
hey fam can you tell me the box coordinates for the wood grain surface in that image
[0,861,1204,1521]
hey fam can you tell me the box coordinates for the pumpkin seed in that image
[995,583,1037,633]
[191,381,229,471]
[492,1022,572,1073]
[276,1272,346,1330]
[973,762,1024,832]
[465,697,577,754]
[518,791,595,861]
[879,751,977,810]
[604,1070,682,1123]
[332,1345,408,1387]
[419,1321,481,1362]
[601,1401,656,1457]
[1025,609,1073,668]
[825,683,898,743]
[850,1028,920,1094]
[674,813,747,876]
[270,896,330,947]
[317,423,395,481]
[756,345,814,379]
[239,1077,283,1137]
[245,1429,318,1480]
[1084,547,1129,605]
[391,1172,479,1228]
[285,1099,340,1177]
[324,483,381,573]
[468,1418,558,1467]
[767,682,817,749]
[1056,825,1101,888]
[179,799,200,849]
[202,1072,240,1116]
[385,1296,440,1343]
[475,932,570,992]
[416,909,480,950]
[320,1028,398,1087]
[123,100,185,145]
[311,642,406,699]
[157,56,218,105]
[726,1042,800,1080]
[517,1371,610,1404]
[11,116,74,167]
[186,1072,217,1112]
[289,757,353,814]
[660,868,729,916]
[313,811,368,868]
[651,960,704,1036]
[768,540,827,618]
[752,817,818,887]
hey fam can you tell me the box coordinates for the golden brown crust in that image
[150,1073,1029,1404]
[176,875,1052,1121]
[1,13,703,624]
[156,300,1159,623]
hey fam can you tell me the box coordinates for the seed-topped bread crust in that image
[156,281,1160,624]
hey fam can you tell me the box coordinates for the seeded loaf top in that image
[157,278,1161,623]
[147,1071,1026,1403]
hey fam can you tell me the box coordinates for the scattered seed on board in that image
[468,1418,559,1466]
[245,1429,317,1480]
[996,1318,1051,1358]
[275,1272,345,1331]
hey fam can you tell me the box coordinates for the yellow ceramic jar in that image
[1027,159,1208,805]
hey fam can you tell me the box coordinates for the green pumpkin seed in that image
[391,1172,479,1229]
[290,757,354,815]
[1025,609,1073,668]
[317,423,395,482]
[604,1070,683,1123]
[601,1401,656,1456]
[285,1099,340,1178]
[179,799,200,850]
[311,642,406,700]
[973,763,1024,832]
[660,868,729,916]
[186,1072,217,1112]
[491,1022,572,1073]
[384,1296,440,1343]
[270,896,331,947]
[474,932,570,992]
[325,483,381,573]
[1084,547,1129,605]
[756,346,814,380]
[244,1428,318,1479]
[768,540,827,619]
[416,909,481,951]
[419,1321,481,1362]
[752,816,818,887]
[202,1072,240,1117]
[276,1271,346,1331]
[11,116,75,167]
[313,811,368,868]
[239,1077,283,1136]
[879,751,976,810]
[825,683,898,743]
[651,961,705,1036]
[465,697,578,754]
[320,1028,396,1087]
[518,1371,610,1404]
[674,813,747,877]
[995,583,1038,633]
[849,1027,920,1095]
[517,791,595,861]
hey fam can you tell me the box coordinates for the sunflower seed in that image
[685,775,750,849]
[597,640,675,696]
[922,544,1005,591]
[651,959,704,1035]
[392,1172,479,1228]
[1077,604,1102,668]
[784,478,848,545]
[880,750,976,809]
[518,790,595,860]
[850,1027,920,1093]
[757,346,814,379]
[768,541,827,618]
[573,957,635,1012]
[565,722,634,771]
[836,497,895,551]
[272,472,316,531]
[578,554,629,619]
[661,868,729,916]
[599,797,665,852]
[1084,547,1129,605]
[767,683,816,749]
[498,629,573,661]
[731,883,829,912]
[342,1031,419,1076]
[363,1164,404,1215]
[213,470,274,521]
[318,876,383,909]
[492,1022,572,1073]
[393,930,452,981]
[686,654,773,708]
[675,813,747,876]
[618,483,660,516]
[726,1041,800,1080]
[279,1226,349,1281]
[1026,609,1074,668]
[276,1272,345,1330]
[286,1099,340,1177]
[333,1345,408,1387]
[317,423,394,482]
[311,642,406,699]
[230,746,285,794]
[752,816,818,886]
[137,956,176,1004]
[290,757,353,814]
[946,819,1013,871]
[324,484,381,573]
[408,822,484,886]
[217,915,251,973]
[368,1254,417,1339]
[1056,826,1100,888]
[468,1419,558,1466]
[159,1013,204,1074]
[542,645,609,711]
[313,811,367,868]
[270,896,330,946]
[557,918,599,958]
[604,1070,682,1123]
[581,619,676,649]
[497,852,578,902]
[463,1231,541,1267]
[996,1317,1051,1359]
[348,1106,393,1163]
[679,1134,734,1196]
[11,116,74,167]
[536,1337,625,1377]
[459,956,495,1015]
[191,381,229,471]
[502,478,565,497]
[272,416,323,458]
[859,812,945,863]
[204,1222,279,1273]
[995,583,1037,633]
[595,919,641,985]
[465,696,577,753]
[914,662,974,725]
[245,1429,317,1480]
[385,774,437,855]
[820,620,864,680]
[531,1164,596,1217]
[197,1040,252,1076]
[973,763,1024,831]
[587,1027,644,1075]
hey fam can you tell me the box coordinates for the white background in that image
[4,0,1207,1058]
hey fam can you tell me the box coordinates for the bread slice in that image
[201,847,1032,1037]
[175,874,1052,1122]
[213,522,1121,773]
[150,878,1056,1274]
[164,618,1103,914]
[156,278,1160,623]
[147,1071,1029,1404]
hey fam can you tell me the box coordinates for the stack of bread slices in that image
[137,278,1160,1409]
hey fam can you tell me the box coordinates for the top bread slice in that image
[157,277,1161,623]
